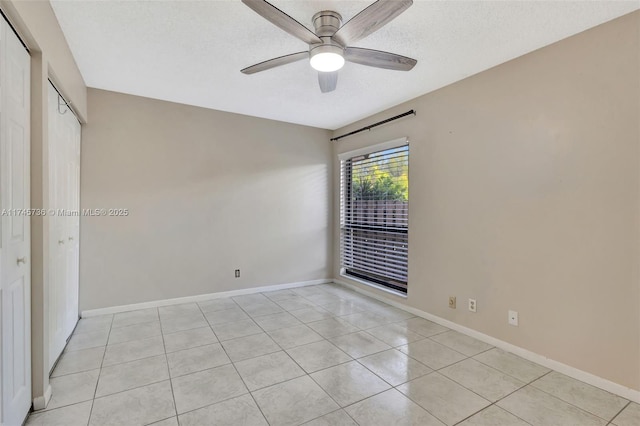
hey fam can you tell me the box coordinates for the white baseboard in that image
[334,279,640,404]
[81,279,331,318]
[32,384,52,411]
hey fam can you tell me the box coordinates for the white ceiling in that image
[51,0,639,130]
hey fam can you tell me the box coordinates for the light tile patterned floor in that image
[26,283,638,426]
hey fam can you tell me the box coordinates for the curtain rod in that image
[0,9,29,52]
[331,110,416,142]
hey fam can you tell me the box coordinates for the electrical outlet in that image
[508,310,518,326]
[468,298,476,312]
[234,269,240,278]
[448,296,456,309]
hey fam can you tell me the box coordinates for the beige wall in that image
[0,0,87,406]
[332,11,640,391]
[80,89,332,310]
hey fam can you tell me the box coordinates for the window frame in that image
[338,137,409,297]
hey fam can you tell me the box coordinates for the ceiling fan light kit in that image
[309,45,344,72]
[241,0,417,92]
[309,11,345,72]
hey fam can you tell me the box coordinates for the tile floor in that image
[26,283,639,426]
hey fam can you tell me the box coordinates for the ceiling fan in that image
[240,0,417,93]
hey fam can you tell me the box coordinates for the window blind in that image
[340,144,409,292]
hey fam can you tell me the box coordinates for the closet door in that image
[0,17,32,426]
[47,83,67,369]
[47,82,81,370]
[63,102,80,339]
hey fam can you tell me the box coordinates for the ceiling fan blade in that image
[241,51,309,74]
[345,47,417,71]
[242,0,322,45]
[318,72,338,93]
[332,0,413,46]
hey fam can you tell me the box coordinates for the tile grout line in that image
[301,407,363,426]
[331,282,640,417]
[72,377,171,406]
[163,328,219,355]
[608,400,631,425]
[168,391,265,423]
[451,400,534,426]
[161,299,224,419]
[44,375,170,414]
[431,350,519,392]
[156,307,180,423]
[388,376,456,426]
[446,368,544,426]
[151,295,302,422]
[262,296,399,421]
[80,311,180,420]
[352,351,431,389]
[197,300,273,425]
[453,369,560,426]
[87,313,115,426]
[470,350,550,384]
[526,372,631,423]
[290,286,455,421]
[234,290,364,423]
[226,289,442,382]
[312,286,542,425]
[176,302,365,421]
[391,345,547,425]
[144,415,177,426]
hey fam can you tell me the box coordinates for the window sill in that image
[339,271,408,299]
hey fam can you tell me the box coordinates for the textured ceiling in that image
[51,0,639,130]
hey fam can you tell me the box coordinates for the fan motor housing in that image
[312,11,342,37]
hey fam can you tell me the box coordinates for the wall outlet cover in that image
[508,310,519,326]
[468,298,477,312]
[449,296,456,309]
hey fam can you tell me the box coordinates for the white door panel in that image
[47,83,65,369]
[47,82,81,370]
[64,116,80,339]
[1,17,31,426]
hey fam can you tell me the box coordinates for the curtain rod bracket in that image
[57,94,71,115]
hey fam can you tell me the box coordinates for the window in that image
[340,139,409,293]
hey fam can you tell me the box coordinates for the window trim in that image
[338,137,409,295]
[339,269,409,298]
[338,137,409,161]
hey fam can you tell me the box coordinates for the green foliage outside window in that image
[351,150,408,201]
